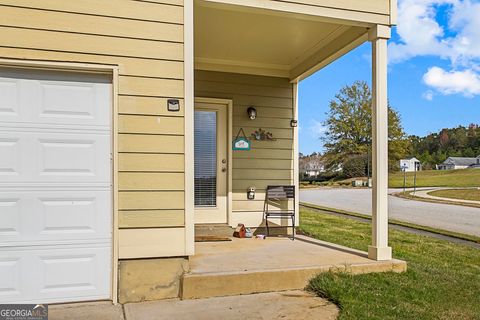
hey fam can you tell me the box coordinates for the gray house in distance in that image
[469,156,480,168]
[437,157,478,170]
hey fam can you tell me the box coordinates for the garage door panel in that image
[0,137,21,176]
[0,197,20,237]
[0,190,111,245]
[0,256,22,301]
[0,69,111,128]
[0,246,111,304]
[0,77,19,118]
[38,252,100,294]
[0,130,111,184]
[38,135,110,181]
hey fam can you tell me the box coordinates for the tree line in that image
[408,125,480,169]
[314,81,479,178]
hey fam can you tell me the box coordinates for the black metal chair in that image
[263,185,296,240]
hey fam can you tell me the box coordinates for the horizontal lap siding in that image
[0,1,186,233]
[195,70,294,221]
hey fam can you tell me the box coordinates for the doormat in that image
[195,236,232,242]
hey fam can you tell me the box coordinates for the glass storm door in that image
[194,103,227,224]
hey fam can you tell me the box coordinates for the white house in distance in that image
[437,157,478,170]
[399,157,421,172]
[304,163,325,177]
[299,154,325,177]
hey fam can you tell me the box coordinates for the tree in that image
[322,81,408,172]
[439,129,449,146]
[343,154,368,178]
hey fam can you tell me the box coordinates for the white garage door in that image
[0,68,112,304]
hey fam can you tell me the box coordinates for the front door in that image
[194,102,227,224]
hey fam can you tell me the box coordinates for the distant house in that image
[469,156,480,169]
[299,154,325,177]
[437,157,477,170]
[303,162,326,177]
[399,157,421,172]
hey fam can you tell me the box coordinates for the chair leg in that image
[265,215,269,237]
[292,215,295,241]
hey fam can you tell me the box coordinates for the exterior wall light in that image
[247,107,257,120]
[167,99,180,112]
[290,120,298,127]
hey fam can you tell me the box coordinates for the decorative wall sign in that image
[251,128,276,141]
[233,128,251,151]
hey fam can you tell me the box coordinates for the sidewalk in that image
[49,291,339,320]
[411,188,480,205]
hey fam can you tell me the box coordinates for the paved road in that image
[300,188,480,237]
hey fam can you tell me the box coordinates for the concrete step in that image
[181,236,406,300]
[195,224,234,238]
[181,261,404,300]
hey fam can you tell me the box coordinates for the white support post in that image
[293,82,300,233]
[184,0,195,256]
[368,25,392,261]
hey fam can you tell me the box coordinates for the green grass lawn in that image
[389,168,480,188]
[428,188,480,202]
[299,209,480,320]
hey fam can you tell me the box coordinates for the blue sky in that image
[299,0,480,155]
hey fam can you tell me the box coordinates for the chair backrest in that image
[266,185,295,200]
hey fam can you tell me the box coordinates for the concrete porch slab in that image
[124,290,338,320]
[182,235,406,299]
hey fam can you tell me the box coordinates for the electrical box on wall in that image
[247,186,256,200]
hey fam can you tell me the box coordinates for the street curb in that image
[300,202,480,244]
[392,191,480,209]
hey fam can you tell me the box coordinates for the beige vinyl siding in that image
[0,1,186,241]
[119,228,186,259]
[195,70,294,225]
[0,0,184,23]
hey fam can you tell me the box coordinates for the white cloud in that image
[422,90,435,100]
[389,0,453,63]
[448,0,480,66]
[389,0,480,97]
[423,66,480,96]
[308,119,326,137]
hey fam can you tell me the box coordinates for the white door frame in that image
[0,58,119,304]
[194,97,233,226]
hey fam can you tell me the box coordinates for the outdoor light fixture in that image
[290,120,298,127]
[247,186,256,200]
[247,106,257,120]
[167,99,180,112]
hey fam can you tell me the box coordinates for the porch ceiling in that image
[195,1,369,81]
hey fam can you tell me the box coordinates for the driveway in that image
[300,188,480,237]
[49,291,338,320]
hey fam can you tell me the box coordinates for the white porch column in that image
[368,25,392,261]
